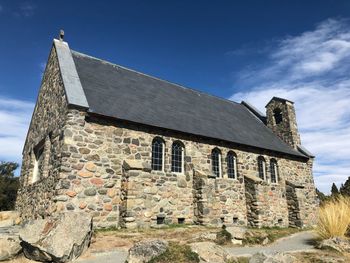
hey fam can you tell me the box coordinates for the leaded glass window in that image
[151,137,164,171]
[171,141,184,173]
[212,148,221,178]
[270,159,278,183]
[227,151,237,179]
[258,156,266,180]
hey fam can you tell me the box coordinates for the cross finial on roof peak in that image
[59,29,64,41]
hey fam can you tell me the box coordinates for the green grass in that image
[94,225,119,233]
[148,242,200,263]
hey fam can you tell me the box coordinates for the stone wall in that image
[193,171,247,226]
[120,160,194,228]
[16,46,68,219]
[38,108,317,228]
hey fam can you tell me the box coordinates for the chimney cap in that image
[59,29,65,41]
[265,96,294,107]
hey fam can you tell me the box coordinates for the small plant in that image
[148,242,199,263]
[216,225,233,245]
[317,195,350,239]
[94,225,119,233]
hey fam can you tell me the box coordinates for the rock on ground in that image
[126,239,168,263]
[0,235,22,261]
[190,241,235,263]
[249,252,297,263]
[317,237,350,253]
[0,211,20,228]
[225,226,246,240]
[19,212,93,263]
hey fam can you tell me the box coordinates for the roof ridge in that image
[71,50,242,108]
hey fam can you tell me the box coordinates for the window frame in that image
[32,140,45,184]
[270,159,279,184]
[227,151,237,179]
[171,141,184,174]
[211,148,222,178]
[258,156,266,181]
[151,137,165,172]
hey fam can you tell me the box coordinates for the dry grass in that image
[317,196,350,239]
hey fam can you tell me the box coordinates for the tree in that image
[340,177,350,196]
[0,161,19,211]
[331,183,339,197]
[316,188,327,203]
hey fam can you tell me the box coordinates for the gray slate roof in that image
[70,50,305,158]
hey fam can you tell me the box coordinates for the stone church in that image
[16,35,318,229]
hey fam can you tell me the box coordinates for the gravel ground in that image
[225,231,318,257]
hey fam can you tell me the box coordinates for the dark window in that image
[32,140,45,183]
[227,151,237,179]
[212,148,221,178]
[270,159,279,183]
[151,137,164,171]
[273,108,283,124]
[171,141,184,173]
[258,156,266,180]
[157,216,165,225]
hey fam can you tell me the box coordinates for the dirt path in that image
[225,231,318,257]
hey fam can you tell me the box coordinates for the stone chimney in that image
[265,97,301,149]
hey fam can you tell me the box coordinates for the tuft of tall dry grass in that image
[317,195,350,239]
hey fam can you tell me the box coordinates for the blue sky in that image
[0,0,350,193]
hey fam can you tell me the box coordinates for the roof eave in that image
[53,39,89,109]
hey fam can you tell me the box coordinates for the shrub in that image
[0,161,19,211]
[148,242,199,263]
[317,195,350,239]
[216,225,233,245]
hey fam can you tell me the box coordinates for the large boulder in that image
[225,226,246,240]
[317,237,350,253]
[19,213,93,263]
[249,252,297,263]
[126,239,168,263]
[190,241,234,263]
[0,235,21,261]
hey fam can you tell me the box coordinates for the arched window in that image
[171,141,184,173]
[258,156,266,180]
[270,159,279,183]
[151,137,164,171]
[211,148,222,178]
[273,108,283,124]
[227,151,237,179]
[32,139,45,184]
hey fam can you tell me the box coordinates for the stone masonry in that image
[16,39,318,229]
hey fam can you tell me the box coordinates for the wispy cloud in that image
[230,18,350,193]
[0,5,3,13]
[13,2,36,18]
[0,96,34,163]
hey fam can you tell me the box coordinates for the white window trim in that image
[227,153,238,180]
[171,142,185,174]
[271,161,279,184]
[32,157,40,184]
[262,160,266,181]
[151,138,165,172]
[218,153,222,178]
[212,149,222,178]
